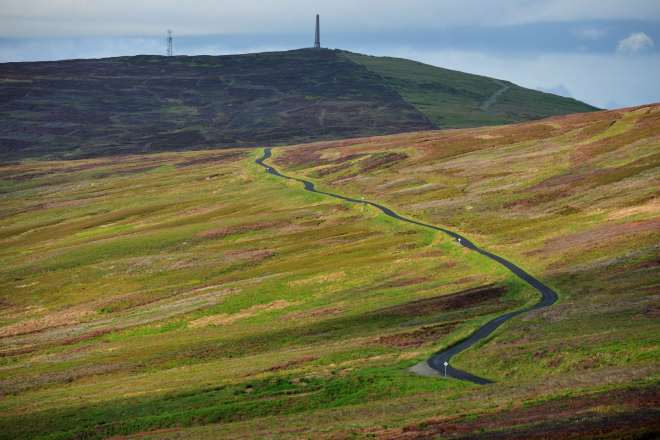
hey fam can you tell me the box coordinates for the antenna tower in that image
[166,30,173,56]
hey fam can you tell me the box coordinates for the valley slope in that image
[0,105,658,439]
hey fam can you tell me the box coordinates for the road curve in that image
[256,148,558,385]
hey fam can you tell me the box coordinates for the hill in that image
[0,105,658,439]
[273,104,660,381]
[345,52,601,128]
[0,49,599,160]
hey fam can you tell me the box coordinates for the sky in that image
[1,0,659,109]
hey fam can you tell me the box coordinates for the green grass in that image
[345,52,600,128]
[5,367,469,440]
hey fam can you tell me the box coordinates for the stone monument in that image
[314,15,320,48]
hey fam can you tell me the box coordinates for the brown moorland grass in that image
[370,284,507,317]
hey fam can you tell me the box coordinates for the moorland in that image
[0,98,658,439]
[0,50,598,161]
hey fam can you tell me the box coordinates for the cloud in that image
[617,32,654,53]
[536,84,573,98]
[0,0,659,38]
[572,26,606,40]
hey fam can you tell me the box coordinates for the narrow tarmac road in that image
[256,148,558,385]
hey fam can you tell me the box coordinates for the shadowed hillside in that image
[0,49,433,160]
[0,49,599,160]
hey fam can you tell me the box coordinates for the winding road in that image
[256,148,558,385]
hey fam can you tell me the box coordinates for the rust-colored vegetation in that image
[363,322,457,349]
[371,388,660,439]
[373,284,507,318]
[266,356,319,372]
[197,221,286,239]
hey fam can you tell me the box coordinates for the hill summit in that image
[0,48,599,160]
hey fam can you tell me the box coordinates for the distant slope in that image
[345,52,601,128]
[0,48,599,160]
[0,49,434,160]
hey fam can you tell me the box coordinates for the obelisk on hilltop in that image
[314,15,320,48]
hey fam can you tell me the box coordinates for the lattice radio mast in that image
[166,30,173,56]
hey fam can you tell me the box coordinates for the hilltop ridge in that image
[0,48,599,160]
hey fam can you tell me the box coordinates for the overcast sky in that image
[1,0,659,109]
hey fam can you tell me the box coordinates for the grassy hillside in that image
[0,105,658,439]
[346,52,601,128]
[274,104,660,382]
[0,148,534,439]
[0,49,599,161]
